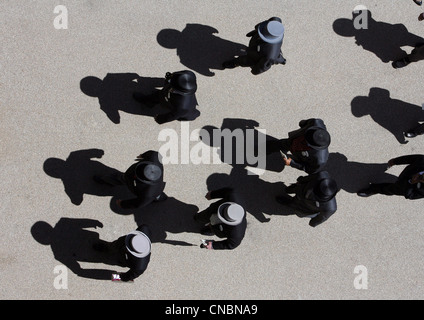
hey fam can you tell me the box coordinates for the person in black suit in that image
[194,187,247,250]
[357,154,424,199]
[222,17,286,75]
[276,171,338,227]
[266,118,331,174]
[133,70,200,124]
[94,225,152,282]
[93,150,167,209]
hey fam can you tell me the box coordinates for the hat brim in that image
[257,22,284,44]
[217,202,245,226]
[135,161,162,183]
[125,231,151,258]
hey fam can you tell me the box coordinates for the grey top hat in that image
[169,70,197,95]
[125,231,151,258]
[135,161,162,183]
[258,20,285,44]
[305,128,331,149]
[313,178,338,201]
[217,202,245,226]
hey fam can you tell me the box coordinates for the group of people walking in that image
[42,5,424,283]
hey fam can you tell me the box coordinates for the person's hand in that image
[387,159,395,169]
[95,221,103,229]
[283,157,292,166]
[206,241,213,250]
[205,191,212,200]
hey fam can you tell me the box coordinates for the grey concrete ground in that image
[1,0,424,300]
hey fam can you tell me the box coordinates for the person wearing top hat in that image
[194,187,247,250]
[93,150,167,209]
[357,154,424,199]
[133,70,200,124]
[108,225,152,282]
[267,118,331,174]
[222,17,286,75]
[276,171,338,227]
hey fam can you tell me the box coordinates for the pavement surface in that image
[1,0,424,300]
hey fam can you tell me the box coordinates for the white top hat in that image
[125,231,151,258]
[217,202,245,226]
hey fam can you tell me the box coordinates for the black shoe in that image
[222,60,238,69]
[404,131,417,138]
[357,188,375,197]
[154,192,168,202]
[392,57,410,69]
[413,0,422,6]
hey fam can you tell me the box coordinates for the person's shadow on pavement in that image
[31,218,123,280]
[324,152,397,193]
[157,23,247,77]
[205,167,289,223]
[111,196,200,247]
[333,10,424,63]
[200,118,285,173]
[80,73,167,124]
[351,87,424,144]
[43,148,133,206]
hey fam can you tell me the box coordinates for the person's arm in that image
[309,204,337,227]
[388,155,424,167]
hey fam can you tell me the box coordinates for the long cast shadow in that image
[351,87,424,144]
[200,118,285,173]
[111,196,200,247]
[333,10,424,63]
[157,23,247,77]
[31,218,123,280]
[80,73,167,124]
[206,167,290,223]
[43,148,134,206]
[324,152,397,193]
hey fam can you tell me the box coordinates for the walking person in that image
[94,225,152,282]
[276,171,338,227]
[194,187,247,250]
[266,118,331,174]
[357,154,424,199]
[222,17,286,75]
[93,150,167,209]
[133,70,200,124]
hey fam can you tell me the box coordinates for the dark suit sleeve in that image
[211,224,245,250]
[212,237,242,250]
[309,197,337,227]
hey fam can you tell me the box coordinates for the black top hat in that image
[305,128,331,149]
[135,162,162,183]
[313,178,338,201]
[169,70,197,95]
